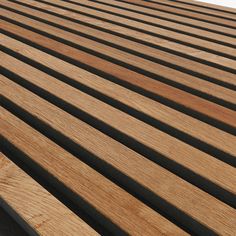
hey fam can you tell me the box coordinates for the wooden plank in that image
[118,0,236,27]
[167,0,236,14]
[1,51,236,169]
[15,0,235,69]
[2,0,235,88]
[1,25,236,130]
[11,0,236,70]
[144,0,236,19]
[0,152,99,236]
[1,78,236,235]
[1,11,235,105]
[33,0,236,58]
[0,107,187,236]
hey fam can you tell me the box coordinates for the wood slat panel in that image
[1,0,236,88]
[1,24,236,129]
[1,77,236,235]
[0,152,99,236]
[11,0,236,69]
[1,0,236,235]
[1,13,235,107]
[0,106,187,235]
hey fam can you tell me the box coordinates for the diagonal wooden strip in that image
[166,0,236,14]
[2,22,235,130]
[1,0,236,88]
[12,0,236,69]
[0,152,99,236]
[76,0,236,46]
[0,107,188,236]
[118,0,236,27]
[1,11,235,105]
[144,0,236,20]
[1,78,236,235]
[36,0,236,58]
[1,51,236,171]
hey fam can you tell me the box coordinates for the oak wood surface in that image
[1,0,236,235]
[0,152,99,236]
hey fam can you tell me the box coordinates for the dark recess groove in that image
[1,45,235,138]
[144,0,236,21]
[1,4,235,91]
[0,137,125,236]
[115,0,236,29]
[1,23,236,111]
[0,97,218,235]
[31,0,236,60]
[8,0,236,74]
[1,69,236,207]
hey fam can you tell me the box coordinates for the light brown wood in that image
[1,0,236,234]
[2,0,236,88]
[1,8,235,105]
[0,106,187,236]
[1,77,236,235]
[0,152,99,236]
[13,0,236,69]
[1,22,236,130]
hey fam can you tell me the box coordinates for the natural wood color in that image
[1,10,235,106]
[120,0,236,27]
[0,152,99,236]
[1,78,236,235]
[1,51,236,166]
[1,24,236,130]
[0,107,187,236]
[14,0,236,69]
[2,0,236,87]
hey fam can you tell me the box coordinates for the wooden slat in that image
[1,50,236,170]
[0,152,99,236]
[145,0,236,19]
[1,77,236,235]
[167,0,236,14]
[11,0,236,70]
[0,106,187,236]
[1,1,236,235]
[1,24,236,130]
[119,0,236,27]
[1,0,236,88]
[32,0,236,58]
[1,12,235,106]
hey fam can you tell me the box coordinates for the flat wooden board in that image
[0,0,236,235]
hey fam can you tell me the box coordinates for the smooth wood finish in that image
[1,0,236,235]
[0,152,98,236]
[1,0,236,88]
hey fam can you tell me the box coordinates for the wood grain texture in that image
[1,77,236,235]
[0,152,98,236]
[1,0,236,235]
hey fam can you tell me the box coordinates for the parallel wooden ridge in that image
[0,0,235,235]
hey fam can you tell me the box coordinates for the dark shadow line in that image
[143,0,236,22]
[1,4,235,91]
[86,0,236,38]
[7,0,236,74]
[1,45,235,137]
[0,98,219,235]
[115,0,236,29]
[0,138,125,236]
[0,198,37,236]
[28,0,236,60]
[2,67,236,206]
[1,23,235,112]
[166,0,236,15]
[87,0,236,48]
